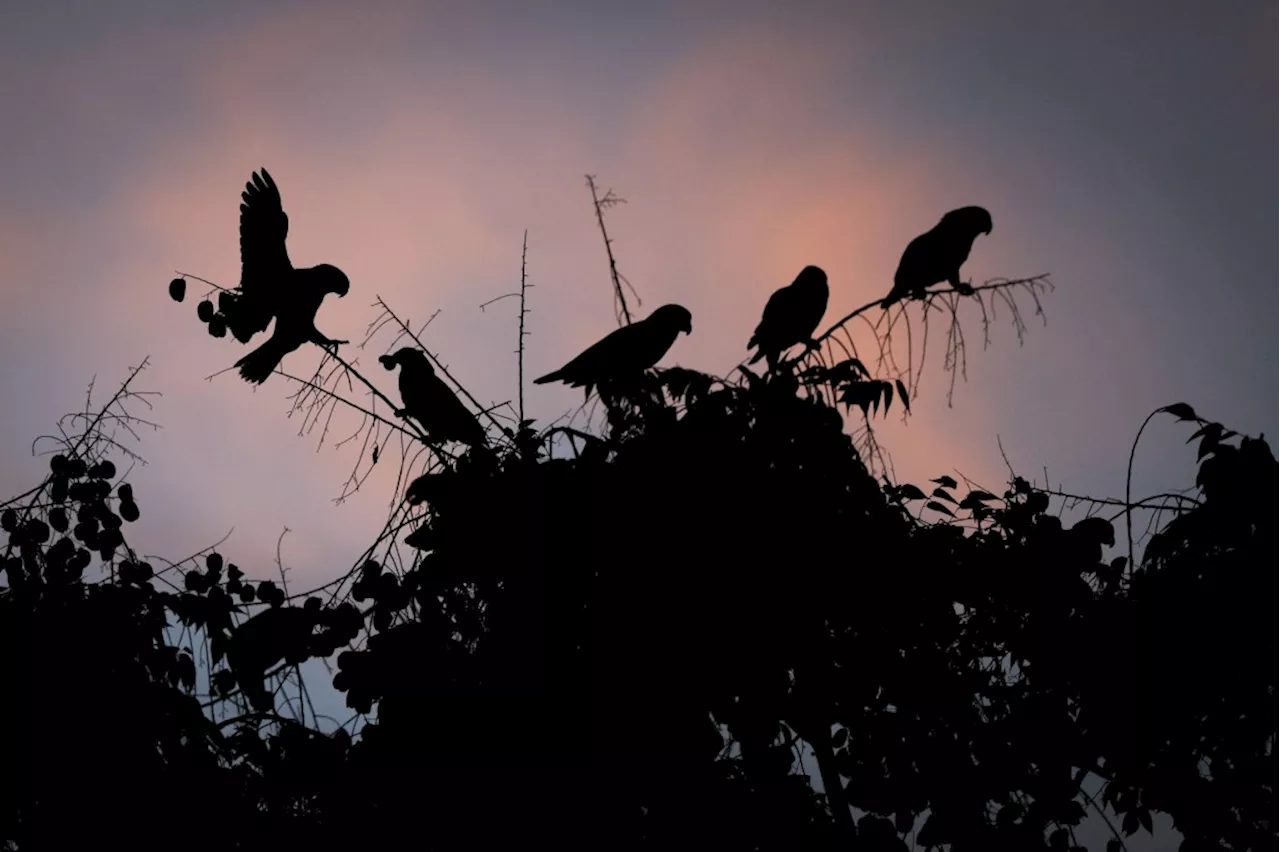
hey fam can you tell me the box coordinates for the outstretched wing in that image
[239,168,292,298]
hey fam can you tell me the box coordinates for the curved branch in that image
[815,274,1053,347]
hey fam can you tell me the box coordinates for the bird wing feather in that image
[750,287,796,346]
[239,168,293,302]
[542,321,649,386]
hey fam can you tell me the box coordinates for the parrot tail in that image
[234,337,289,385]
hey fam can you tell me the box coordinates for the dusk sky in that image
[3,0,1275,577]
[1,2,1274,846]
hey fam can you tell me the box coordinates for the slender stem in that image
[518,230,529,425]
[275,367,418,443]
[1125,408,1162,576]
[585,174,631,326]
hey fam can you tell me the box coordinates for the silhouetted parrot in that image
[533,304,693,401]
[747,265,829,369]
[225,606,316,713]
[213,169,351,384]
[882,206,992,308]
[378,347,487,447]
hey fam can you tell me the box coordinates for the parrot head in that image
[650,304,693,336]
[379,347,433,373]
[315,264,350,297]
[944,206,993,237]
[795,265,829,293]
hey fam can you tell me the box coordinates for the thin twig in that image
[585,174,634,326]
[518,229,530,425]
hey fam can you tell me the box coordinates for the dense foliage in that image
[1,351,1275,851]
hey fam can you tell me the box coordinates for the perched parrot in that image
[378,347,488,447]
[213,169,350,384]
[882,206,992,308]
[534,304,693,401]
[747,265,830,369]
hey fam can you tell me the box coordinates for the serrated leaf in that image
[926,500,955,517]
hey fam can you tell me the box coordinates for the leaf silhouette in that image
[897,484,928,501]
[925,500,955,517]
[1160,402,1198,422]
[1187,422,1223,444]
[931,488,957,504]
[895,378,910,413]
[932,475,958,489]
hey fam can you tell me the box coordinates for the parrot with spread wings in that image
[210,168,350,384]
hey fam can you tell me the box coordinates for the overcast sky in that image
[0,3,1274,843]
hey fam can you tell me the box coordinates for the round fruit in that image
[197,300,215,323]
[168,278,186,302]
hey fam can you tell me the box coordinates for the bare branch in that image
[585,174,635,326]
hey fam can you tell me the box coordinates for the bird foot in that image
[955,282,975,296]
